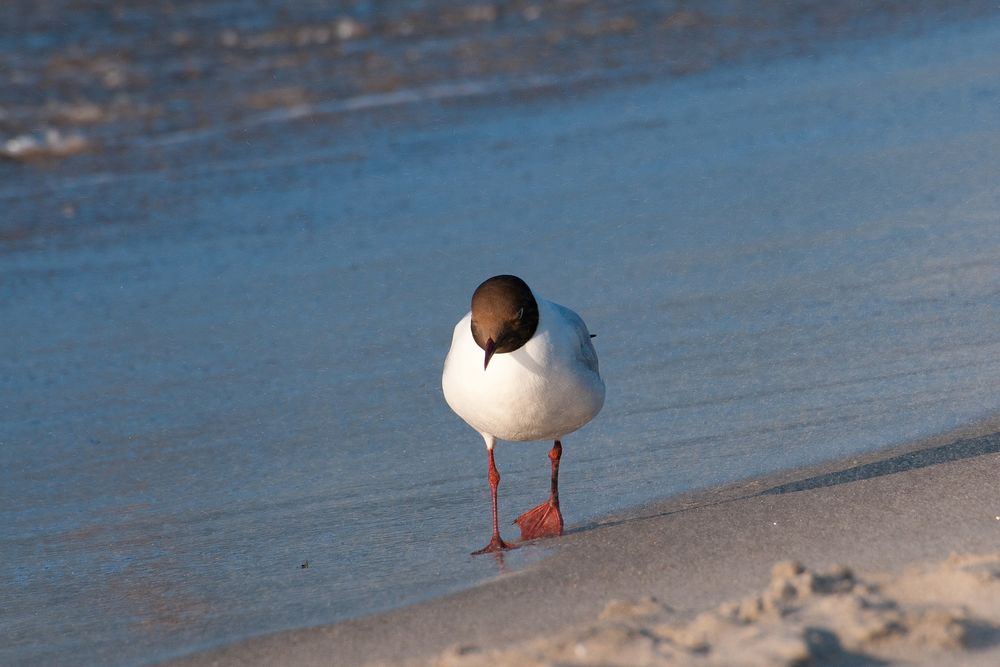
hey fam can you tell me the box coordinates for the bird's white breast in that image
[442,297,605,442]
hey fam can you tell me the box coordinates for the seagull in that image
[442,275,605,554]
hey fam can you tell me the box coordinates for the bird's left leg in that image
[514,439,564,540]
[473,446,514,554]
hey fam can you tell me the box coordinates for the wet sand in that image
[168,421,1000,666]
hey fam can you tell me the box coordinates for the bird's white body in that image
[442,295,605,447]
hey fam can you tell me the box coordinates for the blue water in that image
[3,7,1000,667]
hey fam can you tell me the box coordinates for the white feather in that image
[442,294,605,446]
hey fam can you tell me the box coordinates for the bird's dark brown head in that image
[470,274,539,370]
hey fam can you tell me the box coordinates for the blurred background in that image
[3,2,1000,666]
[3,1,997,182]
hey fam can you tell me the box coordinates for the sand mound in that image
[397,553,1000,666]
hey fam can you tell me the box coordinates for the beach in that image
[3,1,1000,666]
[169,421,1000,666]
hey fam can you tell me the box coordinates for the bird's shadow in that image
[570,429,1000,535]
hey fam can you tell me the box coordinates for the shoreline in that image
[164,416,1000,666]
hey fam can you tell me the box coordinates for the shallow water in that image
[3,3,1000,667]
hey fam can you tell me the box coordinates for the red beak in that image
[484,337,496,370]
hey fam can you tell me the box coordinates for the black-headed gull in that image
[442,275,605,554]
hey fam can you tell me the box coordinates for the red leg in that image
[549,439,562,504]
[472,447,514,555]
[514,440,564,541]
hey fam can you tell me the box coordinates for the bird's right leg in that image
[472,446,514,554]
[514,440,564,541]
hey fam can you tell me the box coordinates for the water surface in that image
[3,3,1000,666]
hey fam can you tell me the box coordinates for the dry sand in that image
[408,553,1000,667]
[168,421,1000,666]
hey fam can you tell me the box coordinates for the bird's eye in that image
[516,307,524,320]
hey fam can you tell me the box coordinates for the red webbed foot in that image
[514,500,563,541]
[472,534,516,555]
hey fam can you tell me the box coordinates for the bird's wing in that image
[551,302,600,374]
